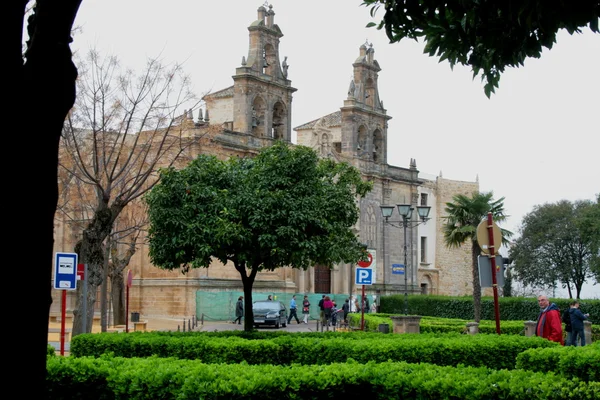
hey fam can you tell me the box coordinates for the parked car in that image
[252,300,288,328]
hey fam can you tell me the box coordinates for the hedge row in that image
[348,314,527,335]
[379,295,600,321]
[46,356,600,400]
[352,313,600,342]
[516,343,600,382]
[71,330,560,370]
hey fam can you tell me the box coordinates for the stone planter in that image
[390,315,422,334]
[466,322,479,335]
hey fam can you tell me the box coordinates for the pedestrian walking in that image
[535,295,563,344]
[323,295,333,326]
[288,295,300,324]
[318,295,326,325]
[233,296,244,324]
[302,295,310,324]
[342,298,350,324]
[568,300,590,346]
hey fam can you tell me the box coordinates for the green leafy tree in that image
[442,192,512,322]
[584,194,600,281]
[510,199,600,299]
[362,0,600,97]
[144,141,373,331]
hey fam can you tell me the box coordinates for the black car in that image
[252,300,288,328]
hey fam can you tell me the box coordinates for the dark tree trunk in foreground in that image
[8,1,81,397]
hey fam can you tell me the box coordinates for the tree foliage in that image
[442,191,512,322]
[509,198,600,299]
[362,0,600,97]
[145,141,373,330]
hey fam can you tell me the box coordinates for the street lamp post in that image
[380,203,431,315]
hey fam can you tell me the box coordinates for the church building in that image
[52,4,478,321]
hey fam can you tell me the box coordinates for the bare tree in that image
[59,48,207,336]
[106,202,147,327]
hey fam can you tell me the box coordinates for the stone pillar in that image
[584,321,593,345]
[524,321,537,337]
[390,315,422,334]
[466,322,479,335]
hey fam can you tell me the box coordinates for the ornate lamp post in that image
[380,203,431,315]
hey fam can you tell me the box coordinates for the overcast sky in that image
[71,1,599,244]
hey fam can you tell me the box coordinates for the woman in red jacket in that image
[535,295,564,344]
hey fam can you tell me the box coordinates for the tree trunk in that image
[73,203,122,335]
[110,270,126,325]
[236,262,258,331]
[9,1,82,395]
[472,245,482,322]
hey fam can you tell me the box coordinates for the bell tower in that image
[340,42,391,164]
[233,4,297,141]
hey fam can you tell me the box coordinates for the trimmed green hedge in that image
[516,343,600,382]
[46,355,600,400]
[71,329,559,370]
[348,313,528,335]
[379,295,600,322]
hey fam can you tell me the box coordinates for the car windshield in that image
[253,302,280,311]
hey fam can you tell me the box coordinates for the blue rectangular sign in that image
[355,268,373,285]
[392,263,405,275]
[54,252,78,290]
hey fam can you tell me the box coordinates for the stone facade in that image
[51,4,479,319]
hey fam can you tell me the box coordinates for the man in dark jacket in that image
[568,301,590,346]
[318,295,326,325]
[535,295,563,344]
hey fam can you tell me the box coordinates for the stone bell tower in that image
[232,4,297,141]
[340,42,391,164]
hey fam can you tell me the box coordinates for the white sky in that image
[71,0,599,241]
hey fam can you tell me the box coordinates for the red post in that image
[126,284,130,333]
[360,285,365,330]
[487,212,501,334]
[60,290,66,356]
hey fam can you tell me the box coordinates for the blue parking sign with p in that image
[355,268,373,285]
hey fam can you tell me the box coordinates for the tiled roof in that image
[203,86,234,99]
[294,110,341,130]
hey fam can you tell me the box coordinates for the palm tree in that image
[442,192,512,322]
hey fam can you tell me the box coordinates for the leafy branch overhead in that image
[363,0,600,97]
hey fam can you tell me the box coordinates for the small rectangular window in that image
[420,236,427,263]
[420,193,428,206]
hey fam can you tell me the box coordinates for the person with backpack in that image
[569,300,590,346]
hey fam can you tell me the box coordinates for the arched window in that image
[372,129,382,162]
[365,77,375,108]
[357,125,367,154]
[272,101,286,139]
[252,96,266,137]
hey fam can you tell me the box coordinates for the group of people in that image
[535,295,590,346]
